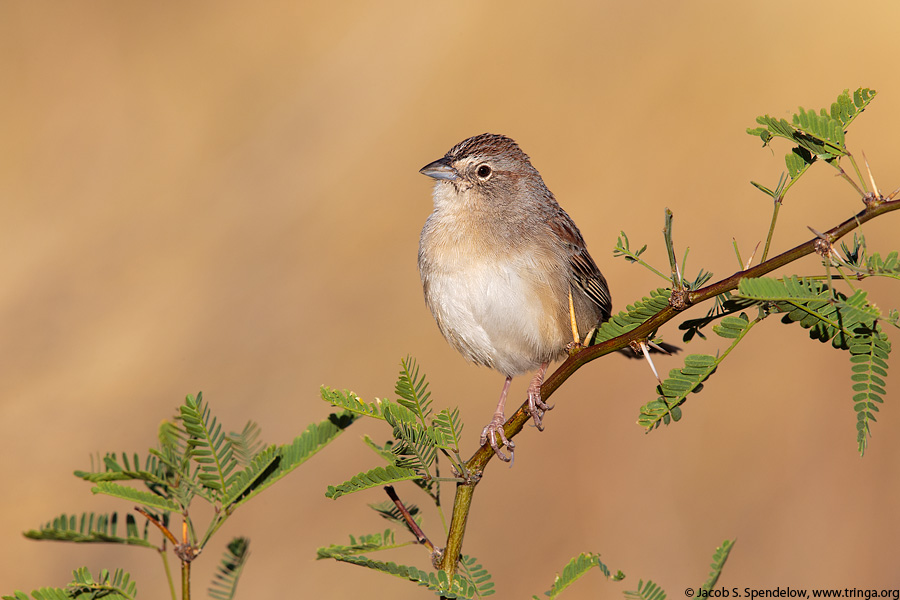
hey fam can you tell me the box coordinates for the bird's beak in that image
[419,158,458,181]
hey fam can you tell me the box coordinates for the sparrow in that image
[417,133,612,461]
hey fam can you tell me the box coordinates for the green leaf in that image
[4,567,140,600]
[614,231,648,263]
[368,502,423,533]
[317,552,490,599]
[737,277,882,349]
[326,465,422,500]
[792,106,846,156]
[712,313,751,339]
[23,512,157,548]
[736,275,823,302]
[208,537,250,600]
[362,435,399,465]
[700,539,735,592]
[614,232,669,281]
[389,420,437,473]
[535,552,622,600]
[152,419,192,493]
[638,354,714,430]
[746,89,876,183]
[641,314,761,430]
[179,393,238,498]
[231,410,357,507]
[228,421,263,467]
[321,386,386,419]
[832,290,883,326]
[74,451,171,491]
[157,418,187,459]
[866,251,900,281]
[679,291,750,342]
[835,87,877,127]
[751,106,846,159]
[849,326,891,456]
[221,445,279,509]
[749,181,775,198]
[317,529,398,558]
[784,147,814,180]
[432,407,464,453]
[593,289,672,345]
[624,579,667,600]
[91,482,179,512]
[69,567,137,600]
[395,356,433,422]
[458,554,495,598]
[381,399,420,429]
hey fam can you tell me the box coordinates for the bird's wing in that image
[547,209,612,321]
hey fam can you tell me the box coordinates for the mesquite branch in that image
[438,195,900,576]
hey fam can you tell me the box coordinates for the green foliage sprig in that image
[6,397,357,600]
[3,568,137,600]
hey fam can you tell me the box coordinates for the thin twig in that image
[384,486,435,553]
[663,209,681,290]
[135,506,178,546]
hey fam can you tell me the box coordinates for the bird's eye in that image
[476,164,492,179]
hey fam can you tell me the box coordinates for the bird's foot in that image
[480,412,514,462]
[526,375,553,431]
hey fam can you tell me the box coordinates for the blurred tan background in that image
[3,1,900,597]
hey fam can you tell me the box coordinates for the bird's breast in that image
[419,211,570,376]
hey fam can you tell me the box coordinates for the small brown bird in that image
[418,133,612,461]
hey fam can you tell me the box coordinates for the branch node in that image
[565,339,583,356]
[863,190,883,208]
[431,547,445,569]
[174,542,200,563]
[669,288,690,310]
[813,237,832,257]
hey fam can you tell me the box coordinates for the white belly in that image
[423,254,567,376]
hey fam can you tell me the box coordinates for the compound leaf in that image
[593,289,672,345]
[91,482,179,512]
[234,410,357,505]
[395,356,433,422]
[208,537,250,600]
[326,465,421,500]
[849,326,891,456]
[535,552,623,600]
[624,580,667,600]
[23,512,157,548]
[700,539,735,592]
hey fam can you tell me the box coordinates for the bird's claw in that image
[480,412,514,462]
[527,383,553,431]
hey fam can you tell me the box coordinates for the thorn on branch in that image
[745,242,761,270]
[807,226,835,258]
[630,340,663,385]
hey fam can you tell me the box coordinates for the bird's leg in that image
[480,376,515,462]
[526,362,552,431]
